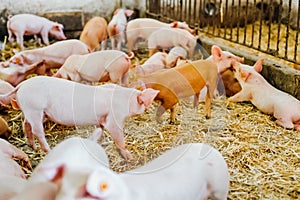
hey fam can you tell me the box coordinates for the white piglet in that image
[126,18,194,51]
[54,50,134,86]
[135,52,168,76]
[228,58,300,130]
[0,39,90,86]
[108,9,134,50]
[7,14,66,50]
[79,143,229,200]
[165,46,188,68]
[0,138,30,179]
[147,27,197,57]
[29,137,109,200]
[0,76,159,160]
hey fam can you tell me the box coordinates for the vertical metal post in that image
[236,0,241,43]
[243,0,249,45]
[267,0,273,52]
[294,0,300,62]
[251,0,256,48]
[229,0,234,40]
[284,0,292,59]
[276,0,283,56]
[258,0,263,49]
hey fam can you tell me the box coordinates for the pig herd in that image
[0,7,299,200]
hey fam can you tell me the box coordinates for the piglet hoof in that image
[155,117,163,124]
[205,115,211,119]
[29,142,37,151]
[169,120,180,125]
[225,100,231,107]
[41,144,51,153]
[121,149,133,161]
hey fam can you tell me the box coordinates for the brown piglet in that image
[80,17,108,51]
[138,59,218,123]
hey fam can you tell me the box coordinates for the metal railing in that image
[145,0,300,65]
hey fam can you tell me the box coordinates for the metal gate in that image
[145,0,300,65]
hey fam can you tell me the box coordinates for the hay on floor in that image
[0,38,299,200]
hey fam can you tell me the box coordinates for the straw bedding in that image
[0,38,299,199]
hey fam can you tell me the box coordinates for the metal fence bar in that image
[285,0,292,59]
[295,0,300,61]
[276,0,283,57]
[145,0,300,65]
[243,0,249,45]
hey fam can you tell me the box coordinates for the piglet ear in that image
[253,58,264,73]
[113,9,119,15]
[211,45,222,61]
[52,25,60,31]
[38,163,66,186]
[137,88,159,108]
[171,21,178,28]
[125,9,134,16]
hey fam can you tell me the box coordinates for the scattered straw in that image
[0,40,299,199]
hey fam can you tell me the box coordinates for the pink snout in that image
[50,25,67,40]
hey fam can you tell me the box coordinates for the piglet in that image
[228,58,300,130]
[81,143,229,200]
[54,50,134,86]
[0,138,30,179]
[165,46,188,68]
[0,175,27,199]
[108,9,134,50]
[0,139,62,200]
[0,141,28,199]
[0,166,64,200]
[80,17,108,51]
[7,14,66,50]
[9,165,65,200]
[126,18,194,51]
[0,79,15,94]
[135,52,168,76]
[29,137,109,200]
[195,45,244,101]
[147,27,197,58]
[0,76,159,160]
[207,45,244,97]
[138,59,218,123]
[0,39,90,86]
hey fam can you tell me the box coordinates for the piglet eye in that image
[99,182,108,192]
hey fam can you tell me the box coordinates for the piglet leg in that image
[110,36,116,50]
[101,40,107,51]
[205,85,212,119]
[121,71,129,86]
[275,119,294,129]
[227,90,251,104]
[193,93,200,108]
[23,111,50,152]
[23,120,36,150]
[105,122,132,160]
[169,105,177,124]
[156,105,166,123]
[90,127,103,141]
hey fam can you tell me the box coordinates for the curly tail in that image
[127,51,135,59]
